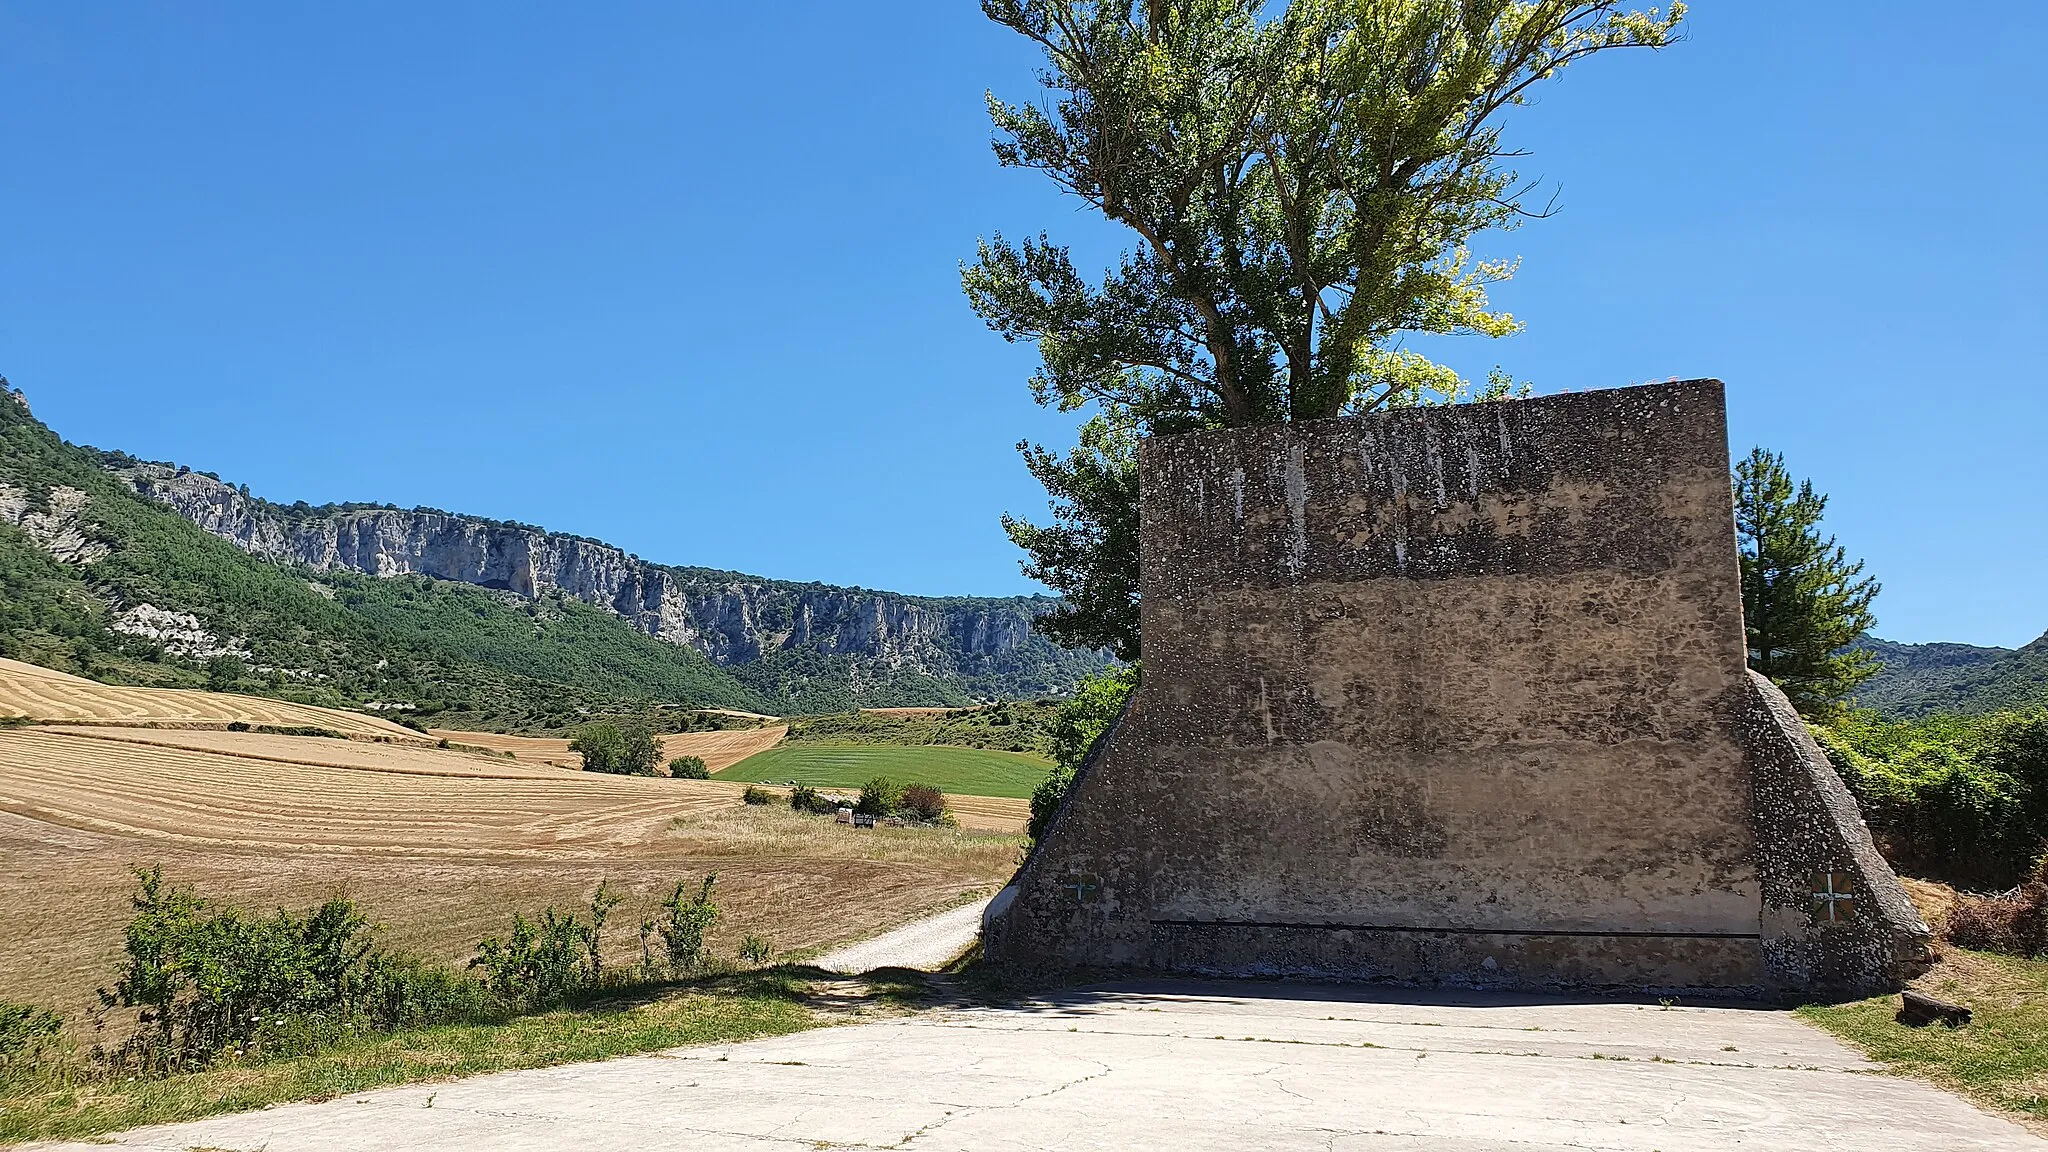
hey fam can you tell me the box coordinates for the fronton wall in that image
[984,381,1927,998]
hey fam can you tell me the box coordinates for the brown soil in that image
[0,728,1021,1015]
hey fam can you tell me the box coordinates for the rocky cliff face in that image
[115,463,1076,685]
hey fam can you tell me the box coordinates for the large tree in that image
[1735,448,1882,717]
[970,0,1684,657]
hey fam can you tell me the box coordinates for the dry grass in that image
[429,725,788,772]
[0,728,1023,1017]
[1799,876,2048,1135]
[0,972,825,1146]
[944,794,1030,834]
[0,657,421,741]
[40,725,567,779]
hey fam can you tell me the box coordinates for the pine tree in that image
[1734,448,1881,716]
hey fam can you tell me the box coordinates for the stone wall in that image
[983,380,1928,998]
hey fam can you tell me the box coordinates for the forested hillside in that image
[1856,633,2048,717]
[0,387,1105,722]
[0,389,781,723]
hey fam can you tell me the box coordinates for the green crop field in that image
[713,742,1052,799]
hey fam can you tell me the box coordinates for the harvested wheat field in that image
[430,725,788,771]
[0,727,1021,1015]
[40,725,567,779]
[944,793,1030,833]
[0,657,421,741]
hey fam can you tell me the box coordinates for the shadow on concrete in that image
[951,972,1799,1014]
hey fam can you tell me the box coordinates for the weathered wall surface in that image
[984,381,1927,997]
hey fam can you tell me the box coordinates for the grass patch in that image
[714,742,1051,799]
[1800,946,2048,1129]
[0,971,821,1146]
[784,702,1061,757]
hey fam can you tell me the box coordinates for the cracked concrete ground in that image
[30,981,2043,1151]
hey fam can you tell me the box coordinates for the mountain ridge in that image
[1854,632,2048,718]
[0,387,1109,719]
[113,459,1069,678]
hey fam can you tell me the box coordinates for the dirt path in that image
[812,896,991,973]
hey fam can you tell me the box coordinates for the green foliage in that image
[332,578,773,718]
[970,0,1676,426]
[1032,665,1139,840]
[741,785,777,806]
[856,776,904,817]
[639,876,719,976]
[1,867,825,1143]
[669,755,710,779]
[1736,448,1881,717]
[1857,633,2048,719]
[787,783,824,813]
[1049,664,1138,770]
[570,720,663,776]
[204,655,244,692]
[2,395,1113,723]
[94,867,489,1076]
[0,1000,62,1067]
[737,935,774,965]
[0,395,780,721]
[1002,415,1142,660]
[784,699,1062,756]
[469,883,623,1009]
[1817,708,2048,887]
[900,784,948,822]
[972,1,1677,656]
[718,744,1051,800]
[0,971,817,1147]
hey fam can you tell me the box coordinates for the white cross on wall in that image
[1812,872,1855,922]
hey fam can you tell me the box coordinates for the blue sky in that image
[2,3,2041,646]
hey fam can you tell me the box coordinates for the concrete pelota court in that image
[36,980,2043,1152]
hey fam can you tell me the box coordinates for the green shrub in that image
[469,883,622,1009]
[856,776,902,817]
[1817,708,2048,887]
[205,655,245,692]
[640,875,718,975]
[256,724,346,739]
[788,783,821,812]
[668,755,710,779]
[737,934,773,965]
[93,867,485,1075]
[741,785,776,806]
[0,999,61,1067]
[1030,665,1137,840]
[570,720,662,776]
[900,784,947,822]
[225,720,251,732]
[1028,764,1075,842]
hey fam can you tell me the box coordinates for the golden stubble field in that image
[0,657,423,741]
[432,725,789,772]
[0,725,1023,1015]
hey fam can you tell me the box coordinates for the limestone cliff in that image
[113,462,1094,693]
